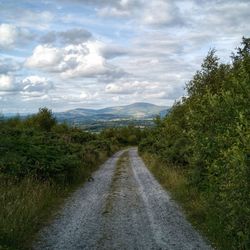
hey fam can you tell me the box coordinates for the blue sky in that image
[0,0,250,113]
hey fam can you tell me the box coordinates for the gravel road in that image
[34,148,212,250]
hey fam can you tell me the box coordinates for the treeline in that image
[0,108,143,249]
[139,38,250,249]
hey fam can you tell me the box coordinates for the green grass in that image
[0,151,112,250]
[116,151,129,169]
[0,177,70,250]
[141,153,223,250]
[102,150,129,215]
[111,150,129,189]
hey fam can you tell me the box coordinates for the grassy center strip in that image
[102,150,129,215]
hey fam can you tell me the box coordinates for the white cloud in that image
[1,0,250,112]
[105,83,125,94]
[79,91,90,99]
[105,79,183,103]
[105,80,159,95]
[21,75,54,97]
[0,58,21,74]
[62,41,109,78]
[100,45,128,59]
[25,45,63,69]
[0,23,33,49]
[12,10,54,30]
[94,0,183,27]
[97,0,142,17]
[25,41,124,79]
[0,24,18,49]
[0,74,54,98]
[143,0,182,26]
[0,74,16,91]
[59,90,99,103]
[40,28,92,44]
[98,7,130,17]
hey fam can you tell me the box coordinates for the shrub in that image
[139,38,250,249]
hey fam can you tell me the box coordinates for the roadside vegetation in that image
[0,108,143,250]
[139,38,250,249]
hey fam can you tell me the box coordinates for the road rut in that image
[34,148,212,250]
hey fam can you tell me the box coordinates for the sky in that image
[0,0,250,113]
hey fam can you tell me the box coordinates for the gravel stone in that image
[34,148,212,250]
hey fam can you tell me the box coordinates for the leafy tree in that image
[139,38,250,249]
[26,107,56,132]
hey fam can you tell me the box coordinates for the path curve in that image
[34,148,212,250]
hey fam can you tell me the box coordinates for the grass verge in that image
[141,152,221,250]
[0,152,112,250]
[0,177,69,250]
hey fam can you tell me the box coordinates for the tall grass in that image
[0,149,111,250]
[141,153,220,249]
[0,177,67,250]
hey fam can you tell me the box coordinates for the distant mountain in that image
[97,102,168,118]
[55,102,169,124]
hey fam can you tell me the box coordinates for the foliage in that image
[25,107,56,132]
[0,177,63,250]
[0,110,143,183]
[0,108,143,249]
[139,38,250,249]
[100,125,145,146]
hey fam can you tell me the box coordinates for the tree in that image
[33,107,56,132]
[186,49,220,96]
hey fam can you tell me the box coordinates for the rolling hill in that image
[55,102,169,124]
[3,103,170,131]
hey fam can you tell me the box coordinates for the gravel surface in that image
[34,148,212,250]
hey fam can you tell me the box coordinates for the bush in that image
[139,38,250,249]
[0,108,144,249]
[25,108,56,132]
[0,111,120,183]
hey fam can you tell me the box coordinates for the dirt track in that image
[34,148,212,250]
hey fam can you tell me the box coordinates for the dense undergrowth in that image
[0,108,143,250]
[139,38,250,249]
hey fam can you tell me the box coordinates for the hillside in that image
[2,102,169,132]
[55,102,169,125]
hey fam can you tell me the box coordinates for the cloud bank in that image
[0,0,249,112]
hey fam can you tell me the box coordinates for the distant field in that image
[70,119,155,132]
